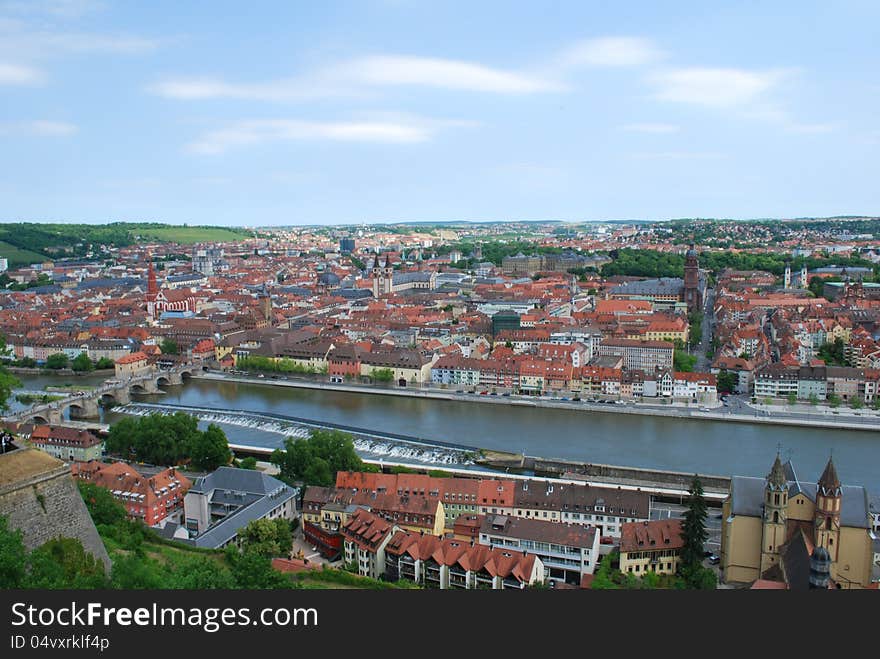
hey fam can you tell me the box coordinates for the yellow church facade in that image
[720,456,874,589]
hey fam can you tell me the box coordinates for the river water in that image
[13,374,880,495]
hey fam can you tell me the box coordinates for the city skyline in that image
[1,1,878,225]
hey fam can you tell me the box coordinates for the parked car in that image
[709,554,720,565]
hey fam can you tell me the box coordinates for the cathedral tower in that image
[760,453,788,573]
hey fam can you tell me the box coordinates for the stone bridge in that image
[5,364,197,425]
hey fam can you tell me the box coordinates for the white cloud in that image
[186,118,449,155]
[0,61,43,84]
[783,122,837,134]
[153,54,563,102]
[621,123,680,134]
[345,55,564,93]
[560,37,664,68]
[27,119,77,135]
[0,119,77,135]
[1,0,106,18]
[630,151,725,161]
[649,67,786,108]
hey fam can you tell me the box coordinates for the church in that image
[720,454,875,589]
[368,254,436,298]
[608,243,707,313]
[145,260,197,322]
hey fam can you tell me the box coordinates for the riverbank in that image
[192,372,880,433]
[6,366,115,377]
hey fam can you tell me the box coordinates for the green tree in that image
[160,338,179,355]
[371,367,394,383]
[809,393,819,406]
[189,423,231,471]
[239,518,293,558]
[71,352,95,372]
[828,393,841,408]
[167,555,236,589]
[110,553,168,589]
[850,398,863,410]
[238,456,258,470]
[680,476,708,569]
[271,429,369,487]
[225,546,291,589]
[105,412,201,465]
[716,370,738,394]
[45,353,69,369]
[0,334,21,410]
[787,392,798,406]
[78,481,127,527]
[26,537,108,589]
[0,516,27,588]
[95,357,116,369]
[673,350,697,373]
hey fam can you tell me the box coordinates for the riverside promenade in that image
[192,372,880,433]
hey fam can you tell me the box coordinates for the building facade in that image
[720,456,874,589]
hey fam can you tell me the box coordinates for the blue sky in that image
[0,0,878,226]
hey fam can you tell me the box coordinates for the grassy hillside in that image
[0,241,49,267]
[0,222,253,265]
[134,226,252,244]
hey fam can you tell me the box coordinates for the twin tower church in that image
[721,454,876,589]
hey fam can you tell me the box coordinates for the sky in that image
[0,0,878,226]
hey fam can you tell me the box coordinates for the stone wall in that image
[0,449,111,571]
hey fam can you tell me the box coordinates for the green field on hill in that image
[0,241,49,267]
[135,226,252,244]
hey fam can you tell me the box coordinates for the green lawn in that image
[0,240,48,266]
[135,227,252,244]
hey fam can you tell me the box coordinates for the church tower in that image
[381,254,394,295]
[783,261,792,289]
[146,257,158,322]
[800,263,809,288]
[760,453,788,574]
[683,244,701,313]
[371,254,394,297]
[814,457,842,561]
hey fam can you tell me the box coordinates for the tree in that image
[239,518,293,558]
[167,555,236,589]
[71,352,95,372]
[189,423,231,471]
[26,537,108,589]
[238,456,258,470]
[680,476,708,569]
[809,393,819,406]
[0,516,27,588]
[0,335,21,410]
[673,350,697,373]
[271,429,369,487]
[828,393,841,408]
[95,357,116,369]
[787,392,798,406]
[78,481,127,527]
[45,353,69,369]
[850,398,863,410]
[225,546,291,589]
[371,368,394,383]
[716,370,738,394]
[160,338,179,355]
[105,412,202,465]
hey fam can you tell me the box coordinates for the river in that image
[12,374,880,495]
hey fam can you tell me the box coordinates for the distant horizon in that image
[0,214,878,229]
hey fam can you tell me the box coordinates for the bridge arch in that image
[29,414,49,425]
[130,383,147,394]
[156,376,171,387]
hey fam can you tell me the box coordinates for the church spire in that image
[817,456,841,496]
[767,452,787,490]
[147,257,157,296]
